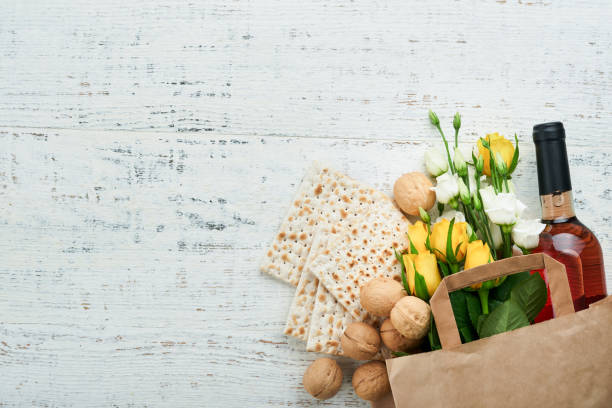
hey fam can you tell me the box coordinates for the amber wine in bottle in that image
[532,122,607,321]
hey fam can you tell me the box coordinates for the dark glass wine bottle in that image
[531,122,607,322]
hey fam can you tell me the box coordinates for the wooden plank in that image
[0,127,610,406]
[0,0,611,142]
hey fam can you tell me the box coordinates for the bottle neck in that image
[540,190,576,223]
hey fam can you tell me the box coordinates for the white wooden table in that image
[1,1,611,406]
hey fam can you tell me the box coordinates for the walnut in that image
[390,296,431,340]
[352,361,391,401]
[380,318,421,352]
[303,358,343,400]
[341,322,381,361]
[360,277,406,317]
[393,172,435,216]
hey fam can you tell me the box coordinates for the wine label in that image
[540,191,576,221]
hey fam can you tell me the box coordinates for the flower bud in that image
[476,155,484,174]
[403,252,441,297]
[418,207,431,224]
[458,178,470,205]
[430,218,469,263]
[495,152,506,175]
[449,197,459,210]
[428,110,440,126]
[453,112,461,131]
[464,241,496,289]
[454,149,467,177]
[466,223,477,242]
[408,221,429,254]
[473,193,482,210]
[424,149,448,177]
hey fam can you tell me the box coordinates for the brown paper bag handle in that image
[430,253,575,349]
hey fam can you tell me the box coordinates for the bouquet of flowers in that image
[394,111,548,351]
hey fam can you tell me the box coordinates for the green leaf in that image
[478,299,530,339]
[428,314,441,351]
[438,260,450,277]
[488,298,504,313]
[477,314,487,335]
[454,241,463,258]
[414,268,430,302]
[394,248,410,295]
[510,273,547,322]
[407,234,418,254]
[446,218,457,264]
[459,326,473,343]
[508,133,520,174]
[450,291,474,343]
[465,292,482,329]
[491,271,530,302]
[392,351,411,357]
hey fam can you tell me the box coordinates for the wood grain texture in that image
[1,1,611,140]
[1,127,611,407]
[1,0,612,406]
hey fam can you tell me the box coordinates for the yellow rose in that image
[464,240,494,290]
[430,218,469,263]
[403,252,441,297]
[477,132,514,176]
[407,221,429,254]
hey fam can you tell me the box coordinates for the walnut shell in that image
[380,318,421,352]
[390,296,431,340]
[303,358,343,400]
[352,361,391,401]
[360,277,406,317]
[341,322,381,361]
[393,172,435,216]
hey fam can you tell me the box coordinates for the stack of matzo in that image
[261,162,410,355]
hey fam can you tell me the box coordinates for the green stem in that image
[474,209,496,260]
[436,124,455,174]
[502,231,513,258]
[454,128,459,149]
[460,202,474,229]
[479,288,490,315]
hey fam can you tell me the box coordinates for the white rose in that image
[432,173,459,204]
[489,221,503,249]
[434,210,466,224]
[479,186,525,225]
[458,177,470,204]
[454,149,467,175]
[512,219,546,249]
[424,149,449,177]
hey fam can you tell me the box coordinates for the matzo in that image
[260,162,390,286]
[306,282,383,357]
[309,205,410,320]
[283,230,330,341]
[286,227,379,356]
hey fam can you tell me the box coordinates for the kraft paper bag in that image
[372,253,612,408]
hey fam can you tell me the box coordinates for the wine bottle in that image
[532,122,607,321]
